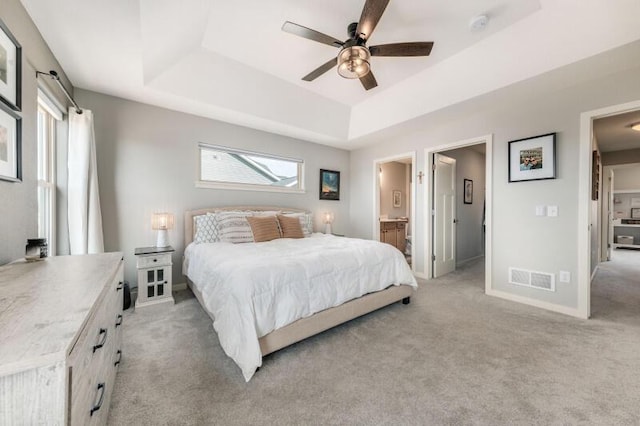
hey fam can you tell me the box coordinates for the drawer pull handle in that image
[93,328,108,353]
[114,349,122,366]
[90,382,106,416]
[116,281,123,292]
[115,314,123,327]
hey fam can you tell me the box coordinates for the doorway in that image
[374,152,416,271]
[426,135,493,288]
[579,100,640,318]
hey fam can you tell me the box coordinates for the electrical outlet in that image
[559,271,570,283]
[548,205,558,217]
[535,205,546,216]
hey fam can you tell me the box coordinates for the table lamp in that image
[152,212,174,247]
[324,212,334,235]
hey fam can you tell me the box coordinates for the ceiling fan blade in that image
[302,57,338,81]
[370,42,434,57]
[355,0,390,40]
[359,70,378,90]
[282,21,344,48]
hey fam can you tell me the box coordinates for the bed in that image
[183,206,418,381]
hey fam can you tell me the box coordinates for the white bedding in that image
[184,233,417,381]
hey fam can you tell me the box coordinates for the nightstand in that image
[134,246,175,309]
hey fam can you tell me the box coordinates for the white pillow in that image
[216,211,255,243]
[282,212,313,237]
[194,214,219,244]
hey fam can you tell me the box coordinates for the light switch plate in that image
[559,271,570,283]
[548,205,558,217]
[536,205,546,216]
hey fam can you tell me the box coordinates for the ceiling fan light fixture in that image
[337,45,371,79]
[632,122,640,132]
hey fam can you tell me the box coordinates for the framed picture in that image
[0,105,22,182]
[319,169,340,200]
[591,150,600,201]
[464,179,473,204]
[632,208,640,219]
[393,190,401,207]
[0,19,22,111]
[508,133,556,183]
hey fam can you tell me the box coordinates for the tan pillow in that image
[277,215,304,239]
[246,216,281,242]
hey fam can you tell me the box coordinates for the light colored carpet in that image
[107,253,640,425]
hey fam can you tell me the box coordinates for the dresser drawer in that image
[381,222,397,231]
[136,253,172,268]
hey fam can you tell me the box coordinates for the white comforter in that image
[184,233,417,381]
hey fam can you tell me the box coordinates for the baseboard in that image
[456,255,484,267]
[486,288,586,319]
[413,271,428,280]
[590,265,599,281]
[173,282,188,291]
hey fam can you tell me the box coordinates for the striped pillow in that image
[247,216,281,242]
[277,215,304,239]
[216,211,255,243]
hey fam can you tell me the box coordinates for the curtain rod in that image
[36,70,83,114]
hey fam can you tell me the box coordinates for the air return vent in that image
[508,267,555,292]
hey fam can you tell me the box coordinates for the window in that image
[197,143,304,193]
[37,93,62,254]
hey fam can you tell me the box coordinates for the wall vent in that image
[508,267,556,292]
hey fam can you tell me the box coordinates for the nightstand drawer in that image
[136,253,172,268]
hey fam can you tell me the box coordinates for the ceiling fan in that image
[282,0,434,91]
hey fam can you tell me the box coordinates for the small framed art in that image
[393,190,401,207]
[464,179,473,204]
[319,169,340,200]
[0,105,22,182]
[508,133,556,183]
[0,18,22,111]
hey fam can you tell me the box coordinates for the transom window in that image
[197,143,304,193]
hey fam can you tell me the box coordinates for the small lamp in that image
[152,212,174,248]
[324,212,334,235]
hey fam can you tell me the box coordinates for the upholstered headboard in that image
[184,206,309,247]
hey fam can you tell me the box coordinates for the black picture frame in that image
[464,179,473,204]
[0,104,22,182]
[319,169,340,200]
[0,18,22,111]
[508,132,556,183]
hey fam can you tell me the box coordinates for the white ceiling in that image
[20,0,640,149]
[594,110,640,153]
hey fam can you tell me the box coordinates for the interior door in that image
[433,153,456,277]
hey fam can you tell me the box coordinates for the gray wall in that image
[349,41,640,311]
[75,89,351,287]
[612,165,640,190]
[379,161,408,219]
[603,149,640,166]
[0,0,72,265]
[440,146,486,264]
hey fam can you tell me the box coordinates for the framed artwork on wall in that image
[393,190,401,207]
[464,179,473,204]
[0,104,22,182]
[508,133,556,183]
[319,169,340,200]
[591,150,600,201]
[0,19,22,111]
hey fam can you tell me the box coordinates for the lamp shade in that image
[151,212,174,230]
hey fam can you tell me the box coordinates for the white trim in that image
[578,99,640,320]
[424,134,493,297]
[36,86,65,121]
[372,151,417,275]
[486,288,584,318]
[195,180,305,193]
[413,271,427,280]
[590,265,599,281]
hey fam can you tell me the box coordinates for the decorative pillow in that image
[194,214,219,244]
[282,212,313,237]
[216,211,255,243]
[277,215,304,239]
[247,216,281,242]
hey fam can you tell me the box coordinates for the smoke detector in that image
[469,15,489,32]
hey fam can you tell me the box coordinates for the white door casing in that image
[433,153,456,277]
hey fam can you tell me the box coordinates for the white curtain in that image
[68,108,104,254]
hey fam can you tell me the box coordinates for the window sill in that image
[195,181,305,194]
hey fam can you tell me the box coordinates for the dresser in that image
[0,253,124,425]
[380,219,408,253]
